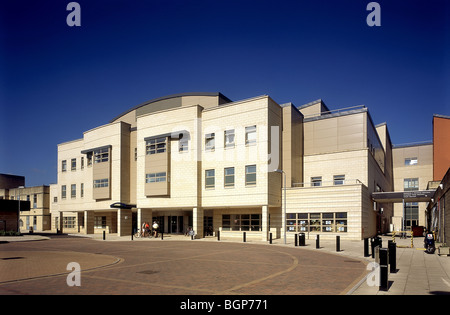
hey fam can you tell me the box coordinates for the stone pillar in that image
[84,210,94,234]
[193,207,204,239]
[262,205,269,241]
[118,209,132,237]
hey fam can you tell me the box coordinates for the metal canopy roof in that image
[372,190,435,203]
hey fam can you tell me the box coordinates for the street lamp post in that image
[274,169,286,244]
[17,186,24,233]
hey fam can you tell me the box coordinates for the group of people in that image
[141,221,159,238]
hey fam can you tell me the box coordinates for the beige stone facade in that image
[50,93,401,240]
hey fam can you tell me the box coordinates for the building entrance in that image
[169,216,184,234]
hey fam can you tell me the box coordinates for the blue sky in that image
[1,0,449,186]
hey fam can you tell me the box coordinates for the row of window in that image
[309,175,346,187]
[60,180,108,199]
[61,148,110,172]
[206,165,256,189]
[287,212,348,233]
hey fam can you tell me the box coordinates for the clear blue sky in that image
[1,0,449,186]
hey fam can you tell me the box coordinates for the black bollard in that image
[316,234,320,249]
[243,232,246,243]
[269,232,272,244]
[295,234,298,246]
[388,240,397,273]
[299,233,305,246]
[217,230,220,241]
[364,238,370,257]
[161,232,163,240]
[336,235,340,252]
[103,230,106,241]
[379,248,389,291]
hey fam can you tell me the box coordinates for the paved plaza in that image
[0,233,449,296]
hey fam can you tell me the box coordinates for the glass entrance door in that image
[169,216,184,234]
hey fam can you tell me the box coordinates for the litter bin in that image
[298,233,306,246]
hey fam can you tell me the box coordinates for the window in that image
[311,176,322,187]
[224,129,235,148]
[245,125,256,145]
[94,216,107,229]
[287,212,347,233]
[71,158,77,171]
[333,175,345,185]
[146,137,166,155]
[245,165,256,186]
[61,185,66,199]
[222,214,261,231]
[94,148,109,163]
[53,196,58,203]
[87,153,92,166]
[404,178,419,191]
[205,133,215,151]
[224,167,235,187]
[33,194,37,209]
[93,178,109,188]
[205,169,215,189]
[62,160,67,172]
[405,202,419,228]
[405,157,418,166]
[146,172,167,183]
[81,183,84,198]
[63,217,76,229]
[71,184,76,198]
[81,157,84,169]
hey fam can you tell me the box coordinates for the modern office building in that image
[50,92,402,240]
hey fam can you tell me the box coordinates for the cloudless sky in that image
[0,0,449,186]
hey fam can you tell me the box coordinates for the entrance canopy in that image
[372,190,435,203]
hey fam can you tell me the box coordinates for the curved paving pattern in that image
[0,236,366,295]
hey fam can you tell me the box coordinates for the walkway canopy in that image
[371,190,435,203]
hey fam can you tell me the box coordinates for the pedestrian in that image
[152,221,159,238]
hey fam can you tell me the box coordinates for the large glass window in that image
[405,202,419,228]
[94,148,109,163]
[63,217,76,229]
[146,172,166,183]
[93,178,109,188]
[286,212,347,233]
[222,214,261,231]
[146,137,166,155]
[404,178,419,191]
[94,216,107,229]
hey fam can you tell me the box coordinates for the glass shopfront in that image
[287,212,347,233]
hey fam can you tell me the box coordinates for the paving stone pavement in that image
[0,233,449,296]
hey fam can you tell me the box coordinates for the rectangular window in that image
[81,157,84,169]
[205,133,215,151]
[222,214,261,231]
[205,169,215,189]
[146,172,167,183]
[146,137,166,155]
[311,176,322,187]
[71,158,76,171]
[63,217,76,229]
[224,167,235,187]
[286,212,347,233]
[81,183,84,198]
[62,160,67,172]
[33,194,37,209]
[94,216,107,229]
[61,185,66,199]
[224,129,235,148]
[245,125,256,145]
[404,178,419,191]
[333,175,345,185]
[71,184,76,198]
[93,178,109,188]
[94,148,109,163]
[245,165,257,186]
[405,157,418,166]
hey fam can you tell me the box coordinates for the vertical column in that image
[84,210,94,234]
[59,211,64,234]
[137,208,153,233]
[118,209,132,237]
[262,205,269,241]
[193,207,204,239]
